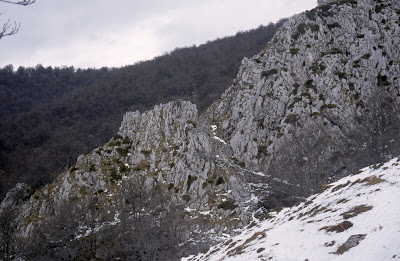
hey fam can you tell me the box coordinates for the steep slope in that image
[2,0,400,259]
[184,157,400,260]
[0,21,285,201]
[4,101,254,259]
[207,0,400,197]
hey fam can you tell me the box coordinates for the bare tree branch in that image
[0,0,36,6]
[0,15,20,39]
[0,0,35,39]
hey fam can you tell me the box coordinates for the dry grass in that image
[298,204,329,219]
[257,248,265,253]
[320,220,353,233]
[336,198,349,204]
[350,175,386,187]
[315,184,334,194]
[227,230,267,257]
[324,241,336,247]
[223,239,233,246]
[350,169,363,176]
[361,176,386,186]
[341,205,373,219]
[331,181,351,192]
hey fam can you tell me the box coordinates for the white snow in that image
[210,124,227,144]
[213,136,227,144]
[185,207,197,213]
[183,158,400,261]
[253,172,266,177]
[110,211,121,225]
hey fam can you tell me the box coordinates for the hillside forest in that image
[0,20,286,200]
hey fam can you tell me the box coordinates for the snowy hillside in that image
[184,158,400,261]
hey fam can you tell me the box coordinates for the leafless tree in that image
[0,0,35,39]
[20,198,91,261]
[17,177,189,260]
[348,86,400,166]
[0,207,17,261]
[114,176,188,261]
[261,117,340,209]
[263,85,400,211]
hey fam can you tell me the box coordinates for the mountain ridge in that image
[206,0,400,195]
[0,21,285,201]
[1,0,400,259]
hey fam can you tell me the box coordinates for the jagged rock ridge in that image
[207,0,400,195]
[1,0,400,259]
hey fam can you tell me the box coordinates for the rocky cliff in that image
[1,0,400,259]
[208,0,400,195]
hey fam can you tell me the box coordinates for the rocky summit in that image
[1,0,400,260]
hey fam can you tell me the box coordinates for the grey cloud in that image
[0,0,317,68]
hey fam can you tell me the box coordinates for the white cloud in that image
[25,14,176,68]
[0,0,317,68]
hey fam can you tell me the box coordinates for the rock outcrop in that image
[0,183,33,214]
[207,0,400,194]
[14,101,253,238]
[2,0,400,259]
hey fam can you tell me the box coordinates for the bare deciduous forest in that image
[0,20,286,200]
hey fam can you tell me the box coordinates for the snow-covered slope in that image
[184,158,400,260]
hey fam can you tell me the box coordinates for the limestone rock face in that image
[0,183,32,214]
[117,100,251,212]
[208,0,400,189]
[4,0,400,254]
[12,101,253,239]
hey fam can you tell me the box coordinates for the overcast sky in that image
[0,0,317,69]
